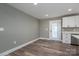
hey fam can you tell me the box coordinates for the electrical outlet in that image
[13,41,16,44]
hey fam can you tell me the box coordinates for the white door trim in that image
[49,20,61,41]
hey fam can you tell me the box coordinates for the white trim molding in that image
[39,37,49,40]
[49,20,62,41]
[39,37,62,42]
[0,38,39,56]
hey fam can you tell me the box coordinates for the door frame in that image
[49,20,61,41]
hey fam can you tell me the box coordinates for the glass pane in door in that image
[52,23,58,39]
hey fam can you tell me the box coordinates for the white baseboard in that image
[39,37,62,42]
[0,38,39,56]
[39,37,49,40]
[0,37,62,56]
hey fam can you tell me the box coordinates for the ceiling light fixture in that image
[45,14,48,16]
[34,3,38,5]
[68,9,72,11]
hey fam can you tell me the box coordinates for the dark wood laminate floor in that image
[8,39,79,56]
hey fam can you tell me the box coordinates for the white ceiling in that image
[8,3,79,19]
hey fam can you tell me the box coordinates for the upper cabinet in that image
[62,16,79,27]
[75,16,79,27]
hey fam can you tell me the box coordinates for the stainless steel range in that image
[71,34,79,45]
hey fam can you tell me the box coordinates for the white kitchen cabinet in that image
[62,16,75,27]
[62,17,69,27]
[62,33,71,44]
[75,16,79,27]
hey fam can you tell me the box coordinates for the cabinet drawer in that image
[63,38,71,44]
[62,33,71,44]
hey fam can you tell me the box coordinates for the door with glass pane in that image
[49,20,61,41]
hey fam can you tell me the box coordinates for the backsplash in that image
[62,28,79,32]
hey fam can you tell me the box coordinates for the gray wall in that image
[0,4,39,53]
[40,20,49,38]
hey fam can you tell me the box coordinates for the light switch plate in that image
[13,41,17,44]
[0,28,4,31]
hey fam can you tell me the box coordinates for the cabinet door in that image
[62,16,75,27]
[75,16,79,27]
[62,33,71,44]
[62,18,69,27]
[67,16,75,27]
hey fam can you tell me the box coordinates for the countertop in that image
[72,35,79,39]
[62,31,79,34]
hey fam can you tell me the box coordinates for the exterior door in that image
[49,20,61,41]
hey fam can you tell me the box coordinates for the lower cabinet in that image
[62,33,71,44]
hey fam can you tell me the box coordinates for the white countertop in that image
[62,31,79,34]
[72,35,79,39]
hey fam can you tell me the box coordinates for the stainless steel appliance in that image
[71,34,79,45]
